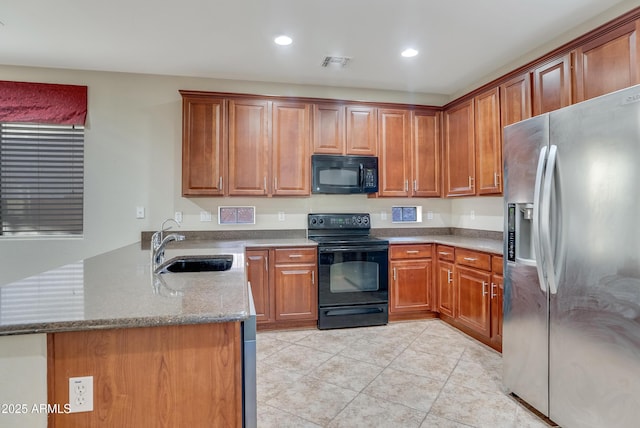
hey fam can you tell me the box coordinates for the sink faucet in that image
[151,218,185,271]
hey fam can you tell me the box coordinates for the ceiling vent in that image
[321,56,351,68]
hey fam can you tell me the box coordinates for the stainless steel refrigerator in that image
[503,85,640,428]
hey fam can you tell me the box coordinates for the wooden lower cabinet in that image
[274,263,317,321]
[490,273,504,351]
[246,246,318,330]
[389,244,435,321]
[47,323,242,428]
[455,265,491,339]
[490,255,504,351]
[246,248,272,323]
[434,246,503,352]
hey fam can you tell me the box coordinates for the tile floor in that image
[256,319,552,428]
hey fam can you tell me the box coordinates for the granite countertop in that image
[0,238,316,336]
[0,233,502,336]
[384,235,503,255]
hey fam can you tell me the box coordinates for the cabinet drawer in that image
[436,245,455,262]
[274,247,317,264]
[390,244,432,260]
[492,256,503,275]
[455,248,491,271]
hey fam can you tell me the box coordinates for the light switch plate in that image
[200,211,212,222]
[135,206,145,219]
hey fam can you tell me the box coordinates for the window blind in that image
[0,123,84,236]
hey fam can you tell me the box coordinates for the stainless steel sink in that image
[156,255,233,274]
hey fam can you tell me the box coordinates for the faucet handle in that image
[160,217,181,242]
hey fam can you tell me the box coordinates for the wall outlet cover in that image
[68,376,93,413]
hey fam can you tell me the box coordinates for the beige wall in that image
[0,334,48,428]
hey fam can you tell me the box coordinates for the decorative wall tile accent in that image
[391,206,422,223]
[218,206,255,225]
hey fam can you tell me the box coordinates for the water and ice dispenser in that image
[507,203,536,264]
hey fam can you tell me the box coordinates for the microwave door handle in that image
[359,164,364,187]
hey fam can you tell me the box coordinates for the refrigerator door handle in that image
[533,146,548,293]
[541,145,560,294]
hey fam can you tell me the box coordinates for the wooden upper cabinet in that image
[475,87,502,195]
[312,103,345,154]
[444,99,475,197]
[272,101,311,196]
[412,110,441,197]
[181,96,226,196]
[378,108,411,197]
[346,105,377,155]
[500,72,532,127]
[228,99,270,196]
[575,21,640,103]
[533,54,573,116]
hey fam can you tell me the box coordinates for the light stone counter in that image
[0,238,317,336]
[385,235,503,255]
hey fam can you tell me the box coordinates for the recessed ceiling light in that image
[274,35,293,46]
[401,48,419,58]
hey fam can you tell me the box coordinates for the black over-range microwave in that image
[311,154,378,194]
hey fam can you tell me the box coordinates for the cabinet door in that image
[378,108,411,196]
[412,110,441,197]
[346,105,377,155]
[181,97,226,196]
[444,99,475,196]
[500,72,532,127]
[491,273,503,349]
[390,259,432,313]
[274,263,318,321]
[456,265,491,338]
[228,99,270,195]
[246,249,272,323]
[575,21,640,103]
[532,54,573,116]
[437,260,455,318]
[475,87,502,195]
[312,103,345,154]
[272,101,311,196]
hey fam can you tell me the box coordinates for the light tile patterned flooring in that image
[256,319,552,428]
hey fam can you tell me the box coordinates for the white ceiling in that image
[0,0,635,97]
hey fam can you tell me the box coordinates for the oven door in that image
[317,244,388,307]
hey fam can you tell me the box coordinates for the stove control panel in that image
[308,213,371,229]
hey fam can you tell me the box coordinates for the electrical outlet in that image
[136,206,145,219]
[174,211,183,223]
[200,211,212,222]
[427,211,434,220]
[278,211,285,221]
[470,210,476,220]
[68,376,93,413]
[381,211,387,221]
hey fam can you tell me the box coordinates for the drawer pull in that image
[439,252,451,256]
[447,270,452,284]
[288,254,303,258]
[491,283,497,298]
[482,281,489,296]
[393,267,397,281]
[312,271,315,284]
[406,250,420,254]
[463,257,477,262]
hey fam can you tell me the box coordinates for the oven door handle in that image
[319,245,389,253]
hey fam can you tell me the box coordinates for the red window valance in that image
[0,80,87,125]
